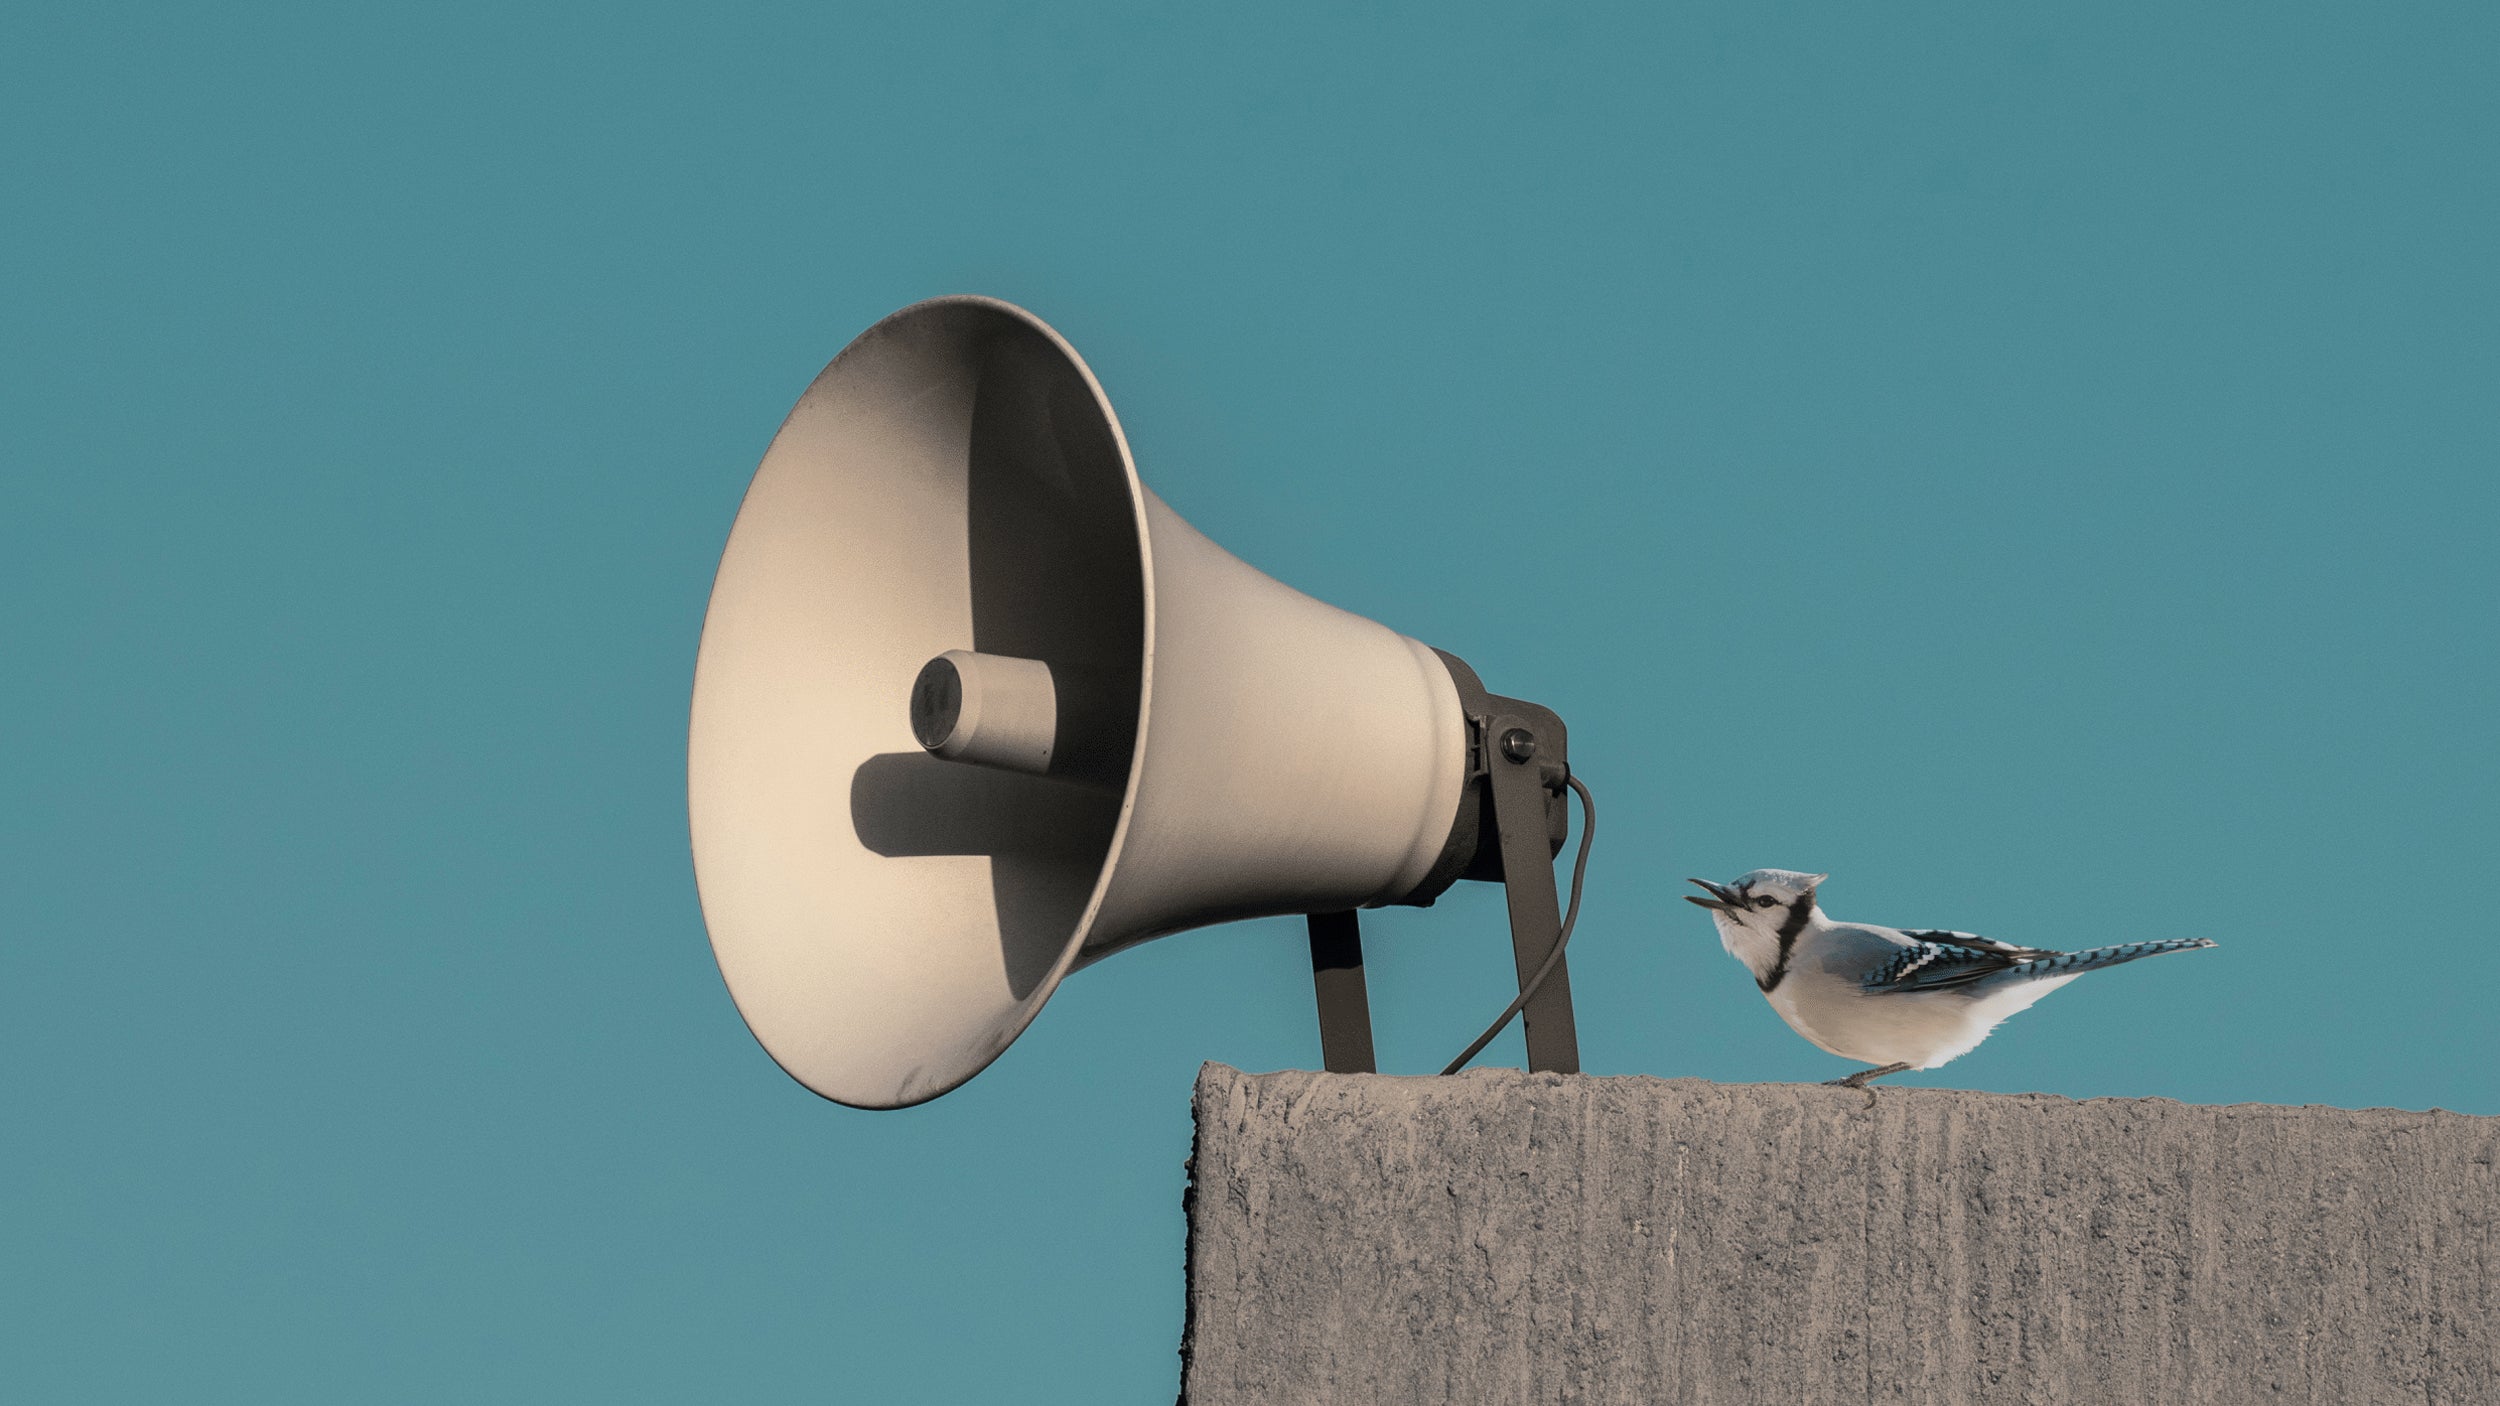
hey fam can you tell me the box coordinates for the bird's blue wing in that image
[1865,930,2060,993]
[1899,929,2057,961]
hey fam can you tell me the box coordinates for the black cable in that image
[1441,772,1596,1076]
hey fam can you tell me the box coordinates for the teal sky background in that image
[6,5,2496,1401]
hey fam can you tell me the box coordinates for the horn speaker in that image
[690,296,1582,1108]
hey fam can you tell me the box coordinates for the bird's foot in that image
[1824,1063,1912,1107]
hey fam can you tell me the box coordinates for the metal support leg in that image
[1308,910,1377,1074]
[1486,720,1580,1074]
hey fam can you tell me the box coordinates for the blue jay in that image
[1687,869,2215,1088]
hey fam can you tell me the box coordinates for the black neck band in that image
[1758,893,1815,993]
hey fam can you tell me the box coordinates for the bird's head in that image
[1685,869,1826,936]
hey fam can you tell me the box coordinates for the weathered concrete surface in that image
[1181,1065,2498,1405]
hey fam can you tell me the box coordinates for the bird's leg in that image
[1824,1062,1911,1109]
[1825,1062,1911,1090]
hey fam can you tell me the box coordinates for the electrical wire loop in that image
[1441,772,1596,1075]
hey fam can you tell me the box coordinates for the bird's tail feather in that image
[2005,937,2216,981]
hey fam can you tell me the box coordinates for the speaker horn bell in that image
[690,296,1576,1108]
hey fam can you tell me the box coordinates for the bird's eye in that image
[1755,895,1778,909]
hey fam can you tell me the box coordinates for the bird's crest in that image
[1733,868,1826,899]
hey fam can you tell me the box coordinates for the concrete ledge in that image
[1181,1065,2497,1405]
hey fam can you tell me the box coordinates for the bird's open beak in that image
[1684,878,1740,911]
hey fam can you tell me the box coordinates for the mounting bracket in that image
[1305,648,1580,1075]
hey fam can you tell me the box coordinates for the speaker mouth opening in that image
[690,296,1153,1109]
